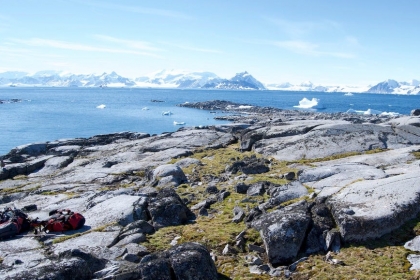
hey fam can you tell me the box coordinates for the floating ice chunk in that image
[96,104,106,109]
[294,98,325,109]
[380,111,400,117]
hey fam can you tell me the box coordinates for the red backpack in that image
[43,209,85,232]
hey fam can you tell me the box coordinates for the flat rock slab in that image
[253,121,420,161]
[84,195,141,228]
[0,237,42,257]
[311,145,420,170]
[268,181,308,207]
[327,173,420,241]
[51,231,120,256]
[1,249,48,278]
[299,163,387,191]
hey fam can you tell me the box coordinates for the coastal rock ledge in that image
[1,100,420,278]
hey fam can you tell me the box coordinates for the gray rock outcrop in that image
[2,100,420,277]
[251,202,311,265]
[327,172,420,241]
[139,242,218,280]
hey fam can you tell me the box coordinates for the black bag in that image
[0,208,30,239]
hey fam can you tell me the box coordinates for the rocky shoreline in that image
[1,100,420,279]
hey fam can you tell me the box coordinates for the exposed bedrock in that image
[2,100,420,277]
[241,116,420,161]
[0,127,237,182]
[327,172,420,242]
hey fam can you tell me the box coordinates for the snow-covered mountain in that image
[267,82,371,93]
[0,69,265,89]
[0,70,135,87]
[135,69,220,88]
[1,69,419,94]
[134,70,265,90]
[201,71,266,90]
[366,79,420,94]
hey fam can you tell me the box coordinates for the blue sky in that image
[1,0,419,85]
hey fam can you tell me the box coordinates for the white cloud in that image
[10,38,163,58]
[94,35,162,52]
[161,42,222,54]
[73,0,192,20]
[0,45,62,58]
[267,18,341,37]
[273,40,355,58]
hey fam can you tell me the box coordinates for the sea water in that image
[1,87,419,155]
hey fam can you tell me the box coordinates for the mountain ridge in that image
[0,70,419,94]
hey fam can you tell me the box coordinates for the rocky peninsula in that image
[1,100,420,279]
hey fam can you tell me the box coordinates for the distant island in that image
[0,69,419,94]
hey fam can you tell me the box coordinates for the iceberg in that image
[294,98,325,109]
[96,104,106,109]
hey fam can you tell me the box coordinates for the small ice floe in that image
[173,121,186,125]
[344,92,354,96]
[346,108,399,116]
[364,108,383,115]
[162,111,172,115]
[96,104,106,109]
[380,111,400,117]
[142,107,149,110]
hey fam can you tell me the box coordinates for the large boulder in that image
[167,242,219,280]
[251,202,311,265]
[148,188,195,229]
[411,109,420,116]
[327,172,420,241]
[151,164,187,187]
[139,242,218,280]
[225,155,270,174]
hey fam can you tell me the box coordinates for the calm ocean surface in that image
[1,87,419,155]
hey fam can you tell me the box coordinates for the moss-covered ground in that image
[2,144,419,279]
[147,145,420,279]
